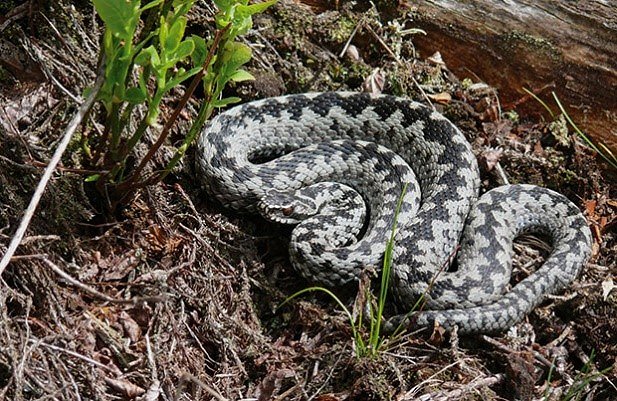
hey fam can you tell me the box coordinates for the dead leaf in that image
[584,199,597,217]
[481,148,503,171]
[504,351,537,399]
[255,369,295,401]
[137,380,161,401]
[100,250,142,281]
[345,44,360,61]
[428,322,447,345]
[362,68,384,95]
[427,92,452,104]
[602,279,615,301]
[146,224,183,253]
[427,51,445,66]
[119,311,142,343]
[105,377,145,398]
[533,140,544,156]
[147,225,167,251]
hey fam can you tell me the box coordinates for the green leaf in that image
[163,66,201,93]
[92,0,140,39]
[211,96,241,107]
[213,0,234,12]
[85,174,101,182]
[165,16,187,53]
[222,41,252,71]
[214,13,231,31]
[102,28,115,58]
[172,0,195,16]
[135,46,160,66]
[125,87,147,104]
[190,35,207,66]
[231,0,277,36]
[107,59,126,93]
[230,15,252,37]
[140,0,164,12]
[159,15,169,51]
[229,69,254,82]
[172,38,195,61]
[216,42,252,87]
[236,0,277,18]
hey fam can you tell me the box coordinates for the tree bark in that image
[410,0,617,153]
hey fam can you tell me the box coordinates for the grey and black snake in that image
[196,92,592,334]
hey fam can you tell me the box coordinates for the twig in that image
[411,75,435,110]
[306,346,346,401]
[143,334,162,400]
[29,159,108,175]
[175,374,229,401]
[363,23,397,59]
[0,70,104,276]
[482,335,560,377]
[0,2,29,32]
[31,339,117,373]
[494,161,510,185]
[360,21,435,110]
[41,257,166,304]
[415,374,503,401]
[25,37,82,102]
[117,23,231,194]
[339,21,361,58]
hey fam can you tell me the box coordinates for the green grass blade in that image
[368,182,408,351]
[523,87,555,118]
[551,92,617,170]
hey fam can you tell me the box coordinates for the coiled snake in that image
[196,92,592,333]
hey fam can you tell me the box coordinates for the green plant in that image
[542,356,557,400]
[542,350,613,401]
[87,0,276,211]
[523,88,617,170]
[280,183,411,358]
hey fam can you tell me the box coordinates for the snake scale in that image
[196,92,592,334]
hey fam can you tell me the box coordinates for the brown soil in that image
[0,1,615,400]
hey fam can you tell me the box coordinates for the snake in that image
[196,92,592,334]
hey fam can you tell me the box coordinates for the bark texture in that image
[411,0,617,152]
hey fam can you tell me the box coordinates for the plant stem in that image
[115,23,231,194]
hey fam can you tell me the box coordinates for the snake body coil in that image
[196,92,592,333]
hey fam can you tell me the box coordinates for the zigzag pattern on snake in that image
[196,92,592,333]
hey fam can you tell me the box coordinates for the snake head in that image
[258,189,318,225]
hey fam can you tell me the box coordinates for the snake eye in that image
[282,206,294,216]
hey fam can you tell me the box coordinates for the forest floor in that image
[0,1,616,400]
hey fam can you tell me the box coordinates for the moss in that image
[271,3,314,49]
[328,61,371,85]
[547,114,570,147]
[504,110,520,123]
[326,15,357,44]
[500,31,560,60]
[461,77,474,89]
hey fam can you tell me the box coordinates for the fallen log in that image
[410,0,617,154]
